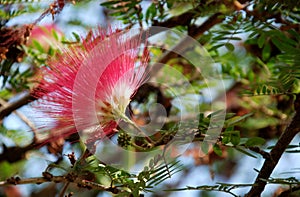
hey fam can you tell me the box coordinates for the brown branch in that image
[188,12,225,38]
[0,143,37,163]
[0,91,35,120]
[152,9,195,28]
[0,174,121,194]
[245,94,300,196]
[0,134,81,163]
[150,12,225,78]
[247,146,271,160]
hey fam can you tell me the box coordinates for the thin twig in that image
[0,143,36,163]
[14,110,38,138]
[0,175,121,194]
[247,146,271,160]
[59,182,70,197]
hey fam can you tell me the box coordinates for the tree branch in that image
[0,10,225,165]
[0,91,35,120]
[245,94,300,196]
[0,143,37,163]
[0,174,121,194]
[150,12,225,78]
[247,146,271,160]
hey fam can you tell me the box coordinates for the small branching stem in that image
[0,174,121,193]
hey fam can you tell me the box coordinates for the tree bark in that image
[245,94,300,196]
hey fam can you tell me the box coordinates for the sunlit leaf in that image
[245,137,266,147]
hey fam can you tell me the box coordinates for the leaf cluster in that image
[81,154,182,197]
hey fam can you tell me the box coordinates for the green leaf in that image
[225,113,236,119]
[245,137,266,147]
[225,43,234,51]
[262,85,267,94]
[100,0,120,7]
[248,70,255,82]
[222,135,230,144]
[213,144,222,156]
[209,43,225,51]
[288,29,300,42]
[47,46,55,56]
[166,0,173,8]
[207,109,225,118]
[146,160,182,186]
[222,129,240,146]
[270,30,298,46]
[32,40,45,53]
[72,32,81,42]
[52,29,60,41]
[271,37,297,52]
[257,33,266,48]
[231,132,240,146]
[262,42,271,60]
[229,37,242,41]
[145,3,156,22]
[0,161,26,180]
[225,126,234,132]
[225,113,253,127]
[0,89,12,100]
[249,31,259,39]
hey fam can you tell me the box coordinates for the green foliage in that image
[0,8,26,20]
[224,113,253,127]
[206,8,300,95]
[100,0,143,26]
[251,29,300,94]
[78,154,182,197]
[0,161,26,180]
[0,2,44,23]
[167,182,255,197]
[208,13,244,52]
[0,124,32,146]
[222,127,240,146]
[198,110,267,158]
[244,137,266,147]
[145,1,170,24]
[0,0,300,197]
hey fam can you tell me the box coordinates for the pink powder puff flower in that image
[33,27,149,145]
